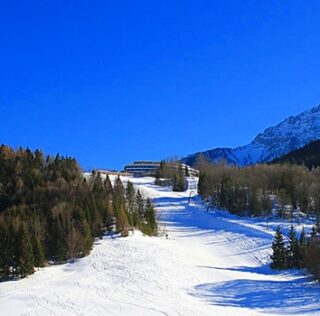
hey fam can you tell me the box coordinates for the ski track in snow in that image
[1,176,320,316]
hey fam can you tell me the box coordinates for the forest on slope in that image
[272,140,320,169]
[0,145,157,280]
[197,160,320,280]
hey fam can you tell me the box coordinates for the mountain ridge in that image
[181,104,320,166]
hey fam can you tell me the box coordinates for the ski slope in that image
[1,176,320,315]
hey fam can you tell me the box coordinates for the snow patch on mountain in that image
[182,104,320,166]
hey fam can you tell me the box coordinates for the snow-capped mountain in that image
[182,104,320,166]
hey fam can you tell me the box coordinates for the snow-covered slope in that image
[1,176,320,315]
[182,105,320,166]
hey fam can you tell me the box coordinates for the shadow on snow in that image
[155,196,272,242]
[156,195,320,314]
[191,274,320,315]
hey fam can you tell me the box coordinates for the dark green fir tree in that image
[33,236,45,269]
[270,226,287,269]
[143,198,158,236]
[18,223,34,277]
[287,225,299,268]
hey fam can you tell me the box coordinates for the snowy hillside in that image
[1,176,320,315]
[182,104,320,166]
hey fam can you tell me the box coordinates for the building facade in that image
[124,161,161,177]
[123,161,199,177]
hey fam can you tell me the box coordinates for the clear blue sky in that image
[1,1,320,170]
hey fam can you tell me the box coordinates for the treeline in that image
[0,146,157,280]
[271,224,320,280]
[114,176,158,237]
[155,161,188,192]
[198,162,320,217]
[272,140,320,170]
[197,160,320,280]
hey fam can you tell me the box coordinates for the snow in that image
[1,176,320,315]
[182,104,320,166]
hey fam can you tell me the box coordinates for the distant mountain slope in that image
[182,104,320,166]
[272,139,320,169]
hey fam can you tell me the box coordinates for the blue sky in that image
[1,1,320,170]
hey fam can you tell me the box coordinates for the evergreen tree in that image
[0,222,13,278]
[113,176,125,218]
[104,175,113,195]
[116,204,129,237]
[105,199,115,232]
[92,172,104,197]
[270,227,287,269]
[135,190,145,224]
[126,180,135,226]
[287,225,299,268]
[143,198,157,236]
[79,217,93,255]
[18,223,34,277]
[33,236,45,268]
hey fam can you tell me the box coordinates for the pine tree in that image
[104,175,113,195]
[78,216,93,255]
[287,225,299,268]
[143,198,157,236]
[18,223,34,277]
[33,236,45,268]
[114,176,125,199]
[116,204,129,237]
[126,181,135,226]
[134,190,145,226]
[92,172,104,196]
[113,176,125,219]
[105,199,114,232]
[270,226,287,269]
[0,222,12,278]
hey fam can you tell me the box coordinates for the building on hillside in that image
[124,161,161,177]
[123,161,199,177]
